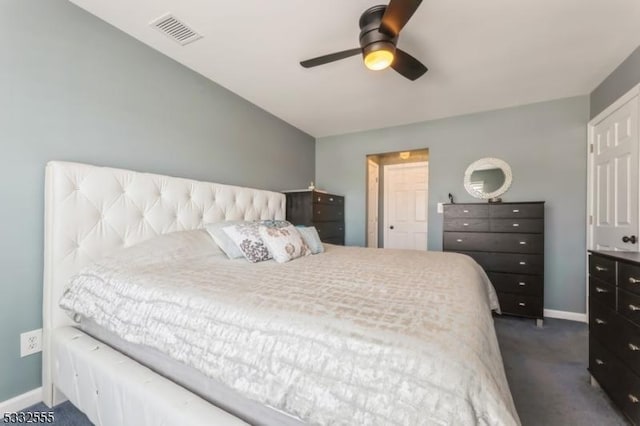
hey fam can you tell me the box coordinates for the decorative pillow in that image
[259,219,292,229]
[223,222,272,263]
[297,226,324,254]
[259,224,311,263]
[204,220,247,259]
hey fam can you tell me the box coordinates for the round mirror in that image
[464,157,512,200]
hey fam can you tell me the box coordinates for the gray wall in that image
[591,45,640,118]
[0,0,314,402]
[317,96,589,314]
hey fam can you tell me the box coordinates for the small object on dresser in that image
[308,181,315,190]
[448,193,454,204]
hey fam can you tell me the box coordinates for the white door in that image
[589,92,639,251]
[367,159,379,248]
[383,162,428,250]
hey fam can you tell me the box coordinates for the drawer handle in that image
[339,227,344,231]
[595,358,605,365]
[329,197,334,202]
[456,239,463,242]
[512,223,520,227]
[630,277,640,284]
[317,197,321,202]
[595,318,607,325]
[519,241,527,245]
[519,261,527,265]
[629,343,640,352]
[629,304,640,312]
[518,282,526,286]
[595,287,608,293]
[518,302,526,307]
[629,394,640,404]
[595,265,608,272]
[463,223,469,227]
[463,209,469,213]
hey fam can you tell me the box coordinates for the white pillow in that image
[223,222,272,263]
[297,226,324,254]
[259,224,311,263]
[204,220,247,259]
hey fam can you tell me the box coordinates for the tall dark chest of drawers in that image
[443,202,545,323]
[284,190,345,245]
[589,251,640,424]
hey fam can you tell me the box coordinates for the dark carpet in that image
[19,317,629,425]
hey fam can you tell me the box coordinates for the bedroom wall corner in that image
[315,96,590,316]
[590,44,640,118]
[0,0,314,403]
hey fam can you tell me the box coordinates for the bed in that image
[42,161,520,425]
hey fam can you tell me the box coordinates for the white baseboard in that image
[544,309,587,323]
[0,388,42,415]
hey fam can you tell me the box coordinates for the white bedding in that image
[59,230,519,425]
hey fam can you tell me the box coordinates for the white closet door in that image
[590,93,639,251]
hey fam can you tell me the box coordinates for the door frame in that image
[586,82,640,315]
[383,161,429,249]
[367,159,380,248]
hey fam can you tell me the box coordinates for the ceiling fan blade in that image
[300,48,361,68]
[391,48,428,81]
[379,0,423,37]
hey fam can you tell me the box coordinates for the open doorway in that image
[366,149,429,249]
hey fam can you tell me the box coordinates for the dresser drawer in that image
[313,192,343,206]
[497,292,542,318]
[589,298,618,347]
[315,222,344,240]
[488,272,543,296]
[589,336,619,395]
[443,219,489,232]
[444,232,543,254]
[620,262,640,296]
[489,219,543,233]
[610,316,640,378]
[589,255,616,285]
[490,233,543,253]
[490,203,544,218]
[313,204,344,222]
[617,362,640,424]
[322,236,344,245]
[589,277,616,310]
[461,251,543,274]
[619,289,640,327]
[443,204,489,218]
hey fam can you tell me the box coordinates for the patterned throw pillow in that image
[222,222,272,263]
[259,224,311,263]
[204,220,247,259]
[296,226,324,254]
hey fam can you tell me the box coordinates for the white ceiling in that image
[69,0,640,137]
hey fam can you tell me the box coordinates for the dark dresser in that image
[284,190,345,245]
[443,202,545,325]
[589,250,640,424]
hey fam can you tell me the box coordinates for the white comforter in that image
[59,230,520,426]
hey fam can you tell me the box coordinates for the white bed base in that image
[43,161,285,424]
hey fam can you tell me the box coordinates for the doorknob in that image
[623,235,638,244]
[389,225,394,230]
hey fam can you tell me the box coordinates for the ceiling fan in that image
[300,0,427,81]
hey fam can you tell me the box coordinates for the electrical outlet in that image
[20,329,42,357]
[437,202,444,214]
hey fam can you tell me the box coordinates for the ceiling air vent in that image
[150,14,202,46]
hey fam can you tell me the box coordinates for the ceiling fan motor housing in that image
[359,5,397,57]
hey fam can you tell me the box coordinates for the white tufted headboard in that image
[42,161,285,405]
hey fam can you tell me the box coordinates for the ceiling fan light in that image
[363,42,395,71]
